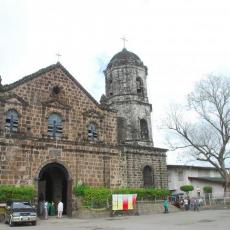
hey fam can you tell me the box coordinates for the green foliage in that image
[73,182,89,196]
[111,188,170,200]
[180,185,194,193]
[73,183,170,208]
[84,187,110,208]
[0,185,35,202]
[203,186,212,193]
[73,183,110,208]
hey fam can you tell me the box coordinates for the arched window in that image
[88,123,97,140]
[48,113,63,137]
[140,119,149,140]
[143,165,153,187]
[136,77,144,97]
[5,109,19,132]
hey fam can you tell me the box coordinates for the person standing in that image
[193,198,199,211]
[163,198,169,213]
[44,201,48,220]
[57,201,63,218]
[184,197,189,211]
[50,201,56,216]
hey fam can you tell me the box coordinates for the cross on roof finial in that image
[121,36,128,49]
[56,52,62,62]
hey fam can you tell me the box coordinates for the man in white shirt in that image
[57,201,63,218]
[44,201,48,220]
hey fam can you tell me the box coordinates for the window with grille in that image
[5,109,19,133]
[88,123,97,140]
[48,113,63,138]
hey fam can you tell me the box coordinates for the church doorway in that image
[37,162,72,217]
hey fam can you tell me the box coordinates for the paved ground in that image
[1,209,230,229]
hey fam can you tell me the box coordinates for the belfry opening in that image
[37,162,72,216]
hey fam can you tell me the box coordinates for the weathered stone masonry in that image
[0,48,167,216]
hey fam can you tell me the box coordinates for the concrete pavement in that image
[1,209,230,229]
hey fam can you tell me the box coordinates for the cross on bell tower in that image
[120,36,128,48]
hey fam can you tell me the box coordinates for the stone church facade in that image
[0,48,167,216]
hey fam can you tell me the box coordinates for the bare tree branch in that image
[164,75,230,192]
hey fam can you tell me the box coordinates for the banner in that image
[112,194,137,211]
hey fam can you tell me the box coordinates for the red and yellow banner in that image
[112,194,137,211]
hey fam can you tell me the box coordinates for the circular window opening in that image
[52,86,61,95]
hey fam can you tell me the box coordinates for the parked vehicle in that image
[5,201,37,226]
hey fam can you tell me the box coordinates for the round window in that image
[52,86,61,95]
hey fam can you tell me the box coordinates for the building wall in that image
[0,137,123,187]
[0,65,118,187]
[104,66,148,102]
[168,166,224,197]
[0,64,167,192]
[104,58,153,146]
[122,146,167,188]
[189,179,224,197]
[110,101,153,145]
[0,66,117,145]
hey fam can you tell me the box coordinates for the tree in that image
[165,75,230,193]
[203,186,212,194]
[180,185,194,196]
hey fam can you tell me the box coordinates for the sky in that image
[1,0,230,165]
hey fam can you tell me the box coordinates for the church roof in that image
[188,176,225,184]
[2,62,111,111]
[107,48,144,68]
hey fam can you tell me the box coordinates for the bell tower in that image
[102,48,153,146]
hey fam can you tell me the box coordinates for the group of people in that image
[163,196,200,213]
[179,197,199,211]
[174,196,200,211]
[43,200,64,219]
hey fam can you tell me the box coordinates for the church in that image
[0,48,167,216]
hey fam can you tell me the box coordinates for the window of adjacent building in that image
[88,123,97,140]
[48,113,63,138]
[136,77,144,97]
[5,109,19,133]
[143,165,153,187]
[178,170,184,181]
[140,119,149,140]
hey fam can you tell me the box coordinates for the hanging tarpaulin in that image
[112,194,137,211]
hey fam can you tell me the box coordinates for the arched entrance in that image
[37,162,72,217]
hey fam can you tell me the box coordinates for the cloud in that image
[2,0,230,164]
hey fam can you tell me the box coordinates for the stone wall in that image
[121,145,167,188]
[103,49,154,147]
[114,101,153,145]
[0,62,168,215]
[0,64,117,145]
[73,198,180,218]
[136,201,180,215]
[0,137,122,187]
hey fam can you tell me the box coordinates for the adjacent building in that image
[168,164,225,197]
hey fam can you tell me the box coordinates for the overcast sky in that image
[1,0,230,164]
